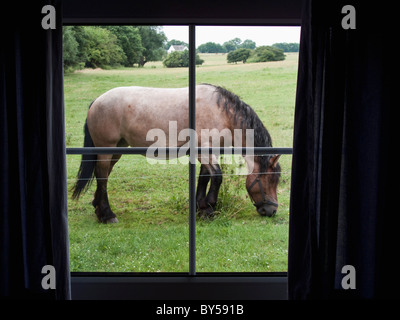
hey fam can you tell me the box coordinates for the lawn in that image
[65,52,298,272]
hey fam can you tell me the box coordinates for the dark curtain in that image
[0,0,70,299]
[289,0,397,299]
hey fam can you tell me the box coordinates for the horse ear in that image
[269,155,281,168]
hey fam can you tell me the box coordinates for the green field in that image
[65,53,298,272]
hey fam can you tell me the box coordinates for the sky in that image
[161,26,301,47]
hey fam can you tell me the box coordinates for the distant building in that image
[167,45,188,54]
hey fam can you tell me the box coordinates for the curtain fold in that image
[0,0,70,299]
[289,0,397,299]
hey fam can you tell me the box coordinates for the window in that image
[63,0,301,299]
[65,25,297,275]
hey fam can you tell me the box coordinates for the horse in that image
[71,84,281,223]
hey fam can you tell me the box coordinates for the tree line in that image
[227,46,286,64]
[197,38,257,53]
[63,26,166,71]
[63,26,299,71]
[197,39,299,54]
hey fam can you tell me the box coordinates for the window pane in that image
[194,26,299,272]
[66,155,190,272]
[64,25,190,272]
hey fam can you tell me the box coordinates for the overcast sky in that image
[162,26,301,47]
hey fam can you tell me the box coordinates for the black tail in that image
[71,102,96,200]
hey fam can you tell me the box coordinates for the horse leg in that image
[197,162,222,217]
[196,164,211,215]
[205,163,222,216]
[93,154,118,223]
[92,139,127,212]
[92,153,121,209]
[108,139,128,174]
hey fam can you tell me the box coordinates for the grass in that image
[65,53,298,272]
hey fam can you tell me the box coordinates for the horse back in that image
[86,85,229,148]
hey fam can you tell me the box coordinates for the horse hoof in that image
[198,207,215,219]
[106,217,119,224]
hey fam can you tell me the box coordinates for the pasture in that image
[65,53,298,272]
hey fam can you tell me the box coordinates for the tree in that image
[163,51,184,68]
[222,38,242,52]
[197,42,226,53]
[137,26,167,67]
[83,27,126,68]
[251,46,285,62]
[63,26,80,71]
[163,50,204,68]
[240,39,256,50]
[104,26,144,66]
[227,48,251,64]
[62,26,168,71]
[272,42,299,52]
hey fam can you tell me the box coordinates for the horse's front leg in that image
[93,154,118,223]
[196,160,222,217]
[196,164,211,216]
[205,163,222,215]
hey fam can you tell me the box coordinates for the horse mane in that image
[209,84,278,173]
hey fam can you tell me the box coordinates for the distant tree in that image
[222,38,242,52]
[230,38,242,47]
[137,26,167,67]
[104,26,144,66]
[163,50,204,68]
[197,42,226,53]
[222,41,236,52]
[227,48,251,64]
[63,26,168,70]
[82,26,126,68]
[251,46,285,62]
[272,42,299,52]
[163,51,183,68]
[240,39,256,50]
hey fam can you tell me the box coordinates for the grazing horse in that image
[71,84,281,223]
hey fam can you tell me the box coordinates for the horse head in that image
[246,155,281,217]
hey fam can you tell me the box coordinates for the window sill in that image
[71,272,288,300]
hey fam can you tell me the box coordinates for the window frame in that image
[63,0,300,300]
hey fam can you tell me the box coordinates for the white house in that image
[167,45,188,54]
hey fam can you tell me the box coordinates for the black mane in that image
[210,84,279,173]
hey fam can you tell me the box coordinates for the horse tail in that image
[71,102,96,200]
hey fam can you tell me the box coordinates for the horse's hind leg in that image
[109,154,122,175]
[93,154,118,223]
[107,139,127,175]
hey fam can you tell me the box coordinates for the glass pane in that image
[191,26,299,272]
[64,25,190,272]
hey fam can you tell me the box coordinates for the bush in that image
[227,48,251,64]
[163,50,204,68]
[249,46,285,63]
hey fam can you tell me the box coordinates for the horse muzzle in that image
[255,200,278,217]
